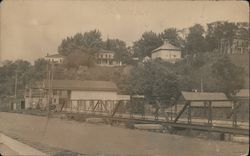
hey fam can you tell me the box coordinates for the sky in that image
[0,0,249,62]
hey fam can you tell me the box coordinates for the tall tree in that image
[33,58,48,80]
[58,29,103,56]
[206,21,238,52]
[185,24,207,56]
[133,31,162,59]
[160,28,184,48]
[82,29,103,49]
[103,38,132,64]
[0,60,33,97]
[122,59,180,106]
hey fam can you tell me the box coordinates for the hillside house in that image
[95,50,122,67]
[45,53,65,64]
[151,40,182,63]
[219,28,249,55]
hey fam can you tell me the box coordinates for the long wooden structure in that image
[58,97,249,136]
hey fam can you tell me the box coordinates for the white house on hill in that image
[45,53,65,64]
[95,50,122,67]
[151,40,182,63]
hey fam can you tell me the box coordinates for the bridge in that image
[56,92,249,136]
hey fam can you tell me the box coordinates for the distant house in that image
[95,50,122,67]
[219,27,249,55]
[45,53,65,64]
[24,80,130,112]
[151,40,182,63]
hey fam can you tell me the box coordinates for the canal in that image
[0,112,248,156]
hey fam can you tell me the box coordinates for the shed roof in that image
[152,40,180,53]
[44,80,117,92]
[180,91,228,101]
[97,50,114,54]
[235,89,249,99]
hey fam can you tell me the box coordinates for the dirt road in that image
[0,112,248,156]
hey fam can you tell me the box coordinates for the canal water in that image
[0,112,248,156]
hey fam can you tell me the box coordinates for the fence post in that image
[232,101,238,128]
[208,101,212,125]
[187,102,192,124]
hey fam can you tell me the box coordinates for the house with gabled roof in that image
[151,40,182,63]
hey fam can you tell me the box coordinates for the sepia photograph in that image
[0,0,249,155]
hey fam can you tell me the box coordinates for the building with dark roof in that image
[24,80,129,111]
[180,91,228,102]
[44,80,118,92]
[176,91,233,120]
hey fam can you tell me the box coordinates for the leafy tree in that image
[82,30,103,49]
[206,21,238,52]
[0,60,33,97]
[211,56,245,96]
[185,24,207,56]
[103,38,132,64]
[133,31,162,59]
[33,58,47,80]
[58,37,75,56]
[159,28,184,48]
[121,59,180,107]
[58,29,103,56]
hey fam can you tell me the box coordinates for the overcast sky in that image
[0,0,248,62]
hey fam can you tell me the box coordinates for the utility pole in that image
[14,71,17,99]
[47,61,54,112]
[46,60,50,111]
[200,72,203,92]
[50,62,54,109]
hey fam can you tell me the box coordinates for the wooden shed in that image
[174,91,232,124]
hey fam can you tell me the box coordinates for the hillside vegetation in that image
[0,21,248,106]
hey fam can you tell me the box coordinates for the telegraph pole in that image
[14,71,17,99]
[200,72,203,92]
[46,60,50,111]
[50,62,54,111]
[47,61,54,112]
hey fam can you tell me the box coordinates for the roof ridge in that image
[152,41,180,53]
